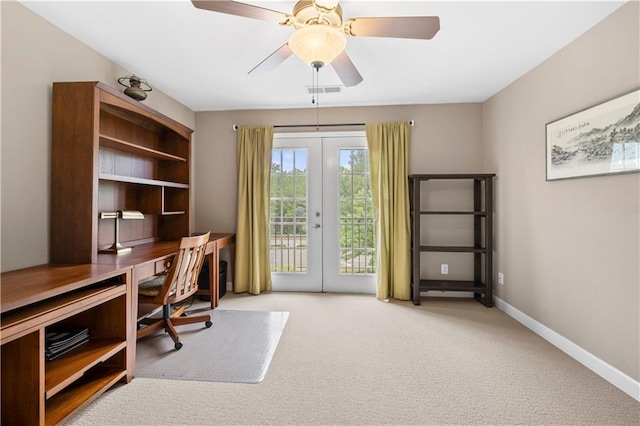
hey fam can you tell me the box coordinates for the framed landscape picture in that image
[546,89,640,181]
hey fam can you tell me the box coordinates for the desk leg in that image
[129,269,140,381]
[207,243,219,309]
[229,242,235,293]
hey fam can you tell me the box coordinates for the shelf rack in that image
[409,174,495,307]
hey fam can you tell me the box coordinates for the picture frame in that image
[545,89,640,181]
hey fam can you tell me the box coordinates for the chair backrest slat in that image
[156,232,210,305]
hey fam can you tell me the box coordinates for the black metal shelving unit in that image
[409,174,495,307]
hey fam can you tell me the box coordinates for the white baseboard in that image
[494,296,640,402]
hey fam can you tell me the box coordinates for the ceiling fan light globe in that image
[288,25,347,67]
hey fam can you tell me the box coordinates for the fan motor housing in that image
[293,0,343,27]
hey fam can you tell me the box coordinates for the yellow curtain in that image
[366,122,412,301]
[235,125,274,294]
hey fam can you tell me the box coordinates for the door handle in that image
[313,224,321,229]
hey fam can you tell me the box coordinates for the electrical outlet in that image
[441,264,448,275]
[498,272,504,285]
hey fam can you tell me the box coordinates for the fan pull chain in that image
[315,65,320,131]
[311,66,315,105]
[310,61,322,131]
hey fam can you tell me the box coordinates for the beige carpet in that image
[135,309,289,383]
[66,293,639,425]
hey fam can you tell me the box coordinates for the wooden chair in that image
[137,232,212,350]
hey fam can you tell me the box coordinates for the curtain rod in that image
[232,120,414,131]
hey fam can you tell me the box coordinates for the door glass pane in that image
[270,149,308,273]
[338,149,375,274]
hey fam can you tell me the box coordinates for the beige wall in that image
[483,2,640,380]
[194,103,483,280]
[193,103,483,233]
[0,1,195,271]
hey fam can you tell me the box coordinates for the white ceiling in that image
[19,0,626,111]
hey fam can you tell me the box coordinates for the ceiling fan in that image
[191,0,440,87]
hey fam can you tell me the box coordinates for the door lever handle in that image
[313,224,321,229]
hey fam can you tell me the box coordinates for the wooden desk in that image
[0,264,132,425]
[94,234,234,377]
[95,233,235,309]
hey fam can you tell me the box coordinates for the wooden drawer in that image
[155,258,172,274]
[133,257,172,283]
[134,263,155,282]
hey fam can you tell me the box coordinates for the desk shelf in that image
[51,81,194,264]
[99,174,189,189]
[0,264,133,425]
[46,367,126,426]
[99,134,187,162]
[45,338,126,399]
[0,284,123,333]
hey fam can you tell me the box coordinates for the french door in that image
[270,132,375,294]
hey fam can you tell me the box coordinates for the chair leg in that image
[136,319,164,340]
[164,318,183,350]
[171,313,212,328]
[140,303,211,349]
[153,303,181,349]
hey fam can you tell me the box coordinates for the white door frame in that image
[321,134,375,294]
[271,131,375,294]
[271,135,323,292]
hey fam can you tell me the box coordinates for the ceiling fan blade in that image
[331,51,363,87]
[345,16,440,40]
[191,0,288,24]
[248,43,294,76]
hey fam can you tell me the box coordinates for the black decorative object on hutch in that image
[409,174,495,307]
